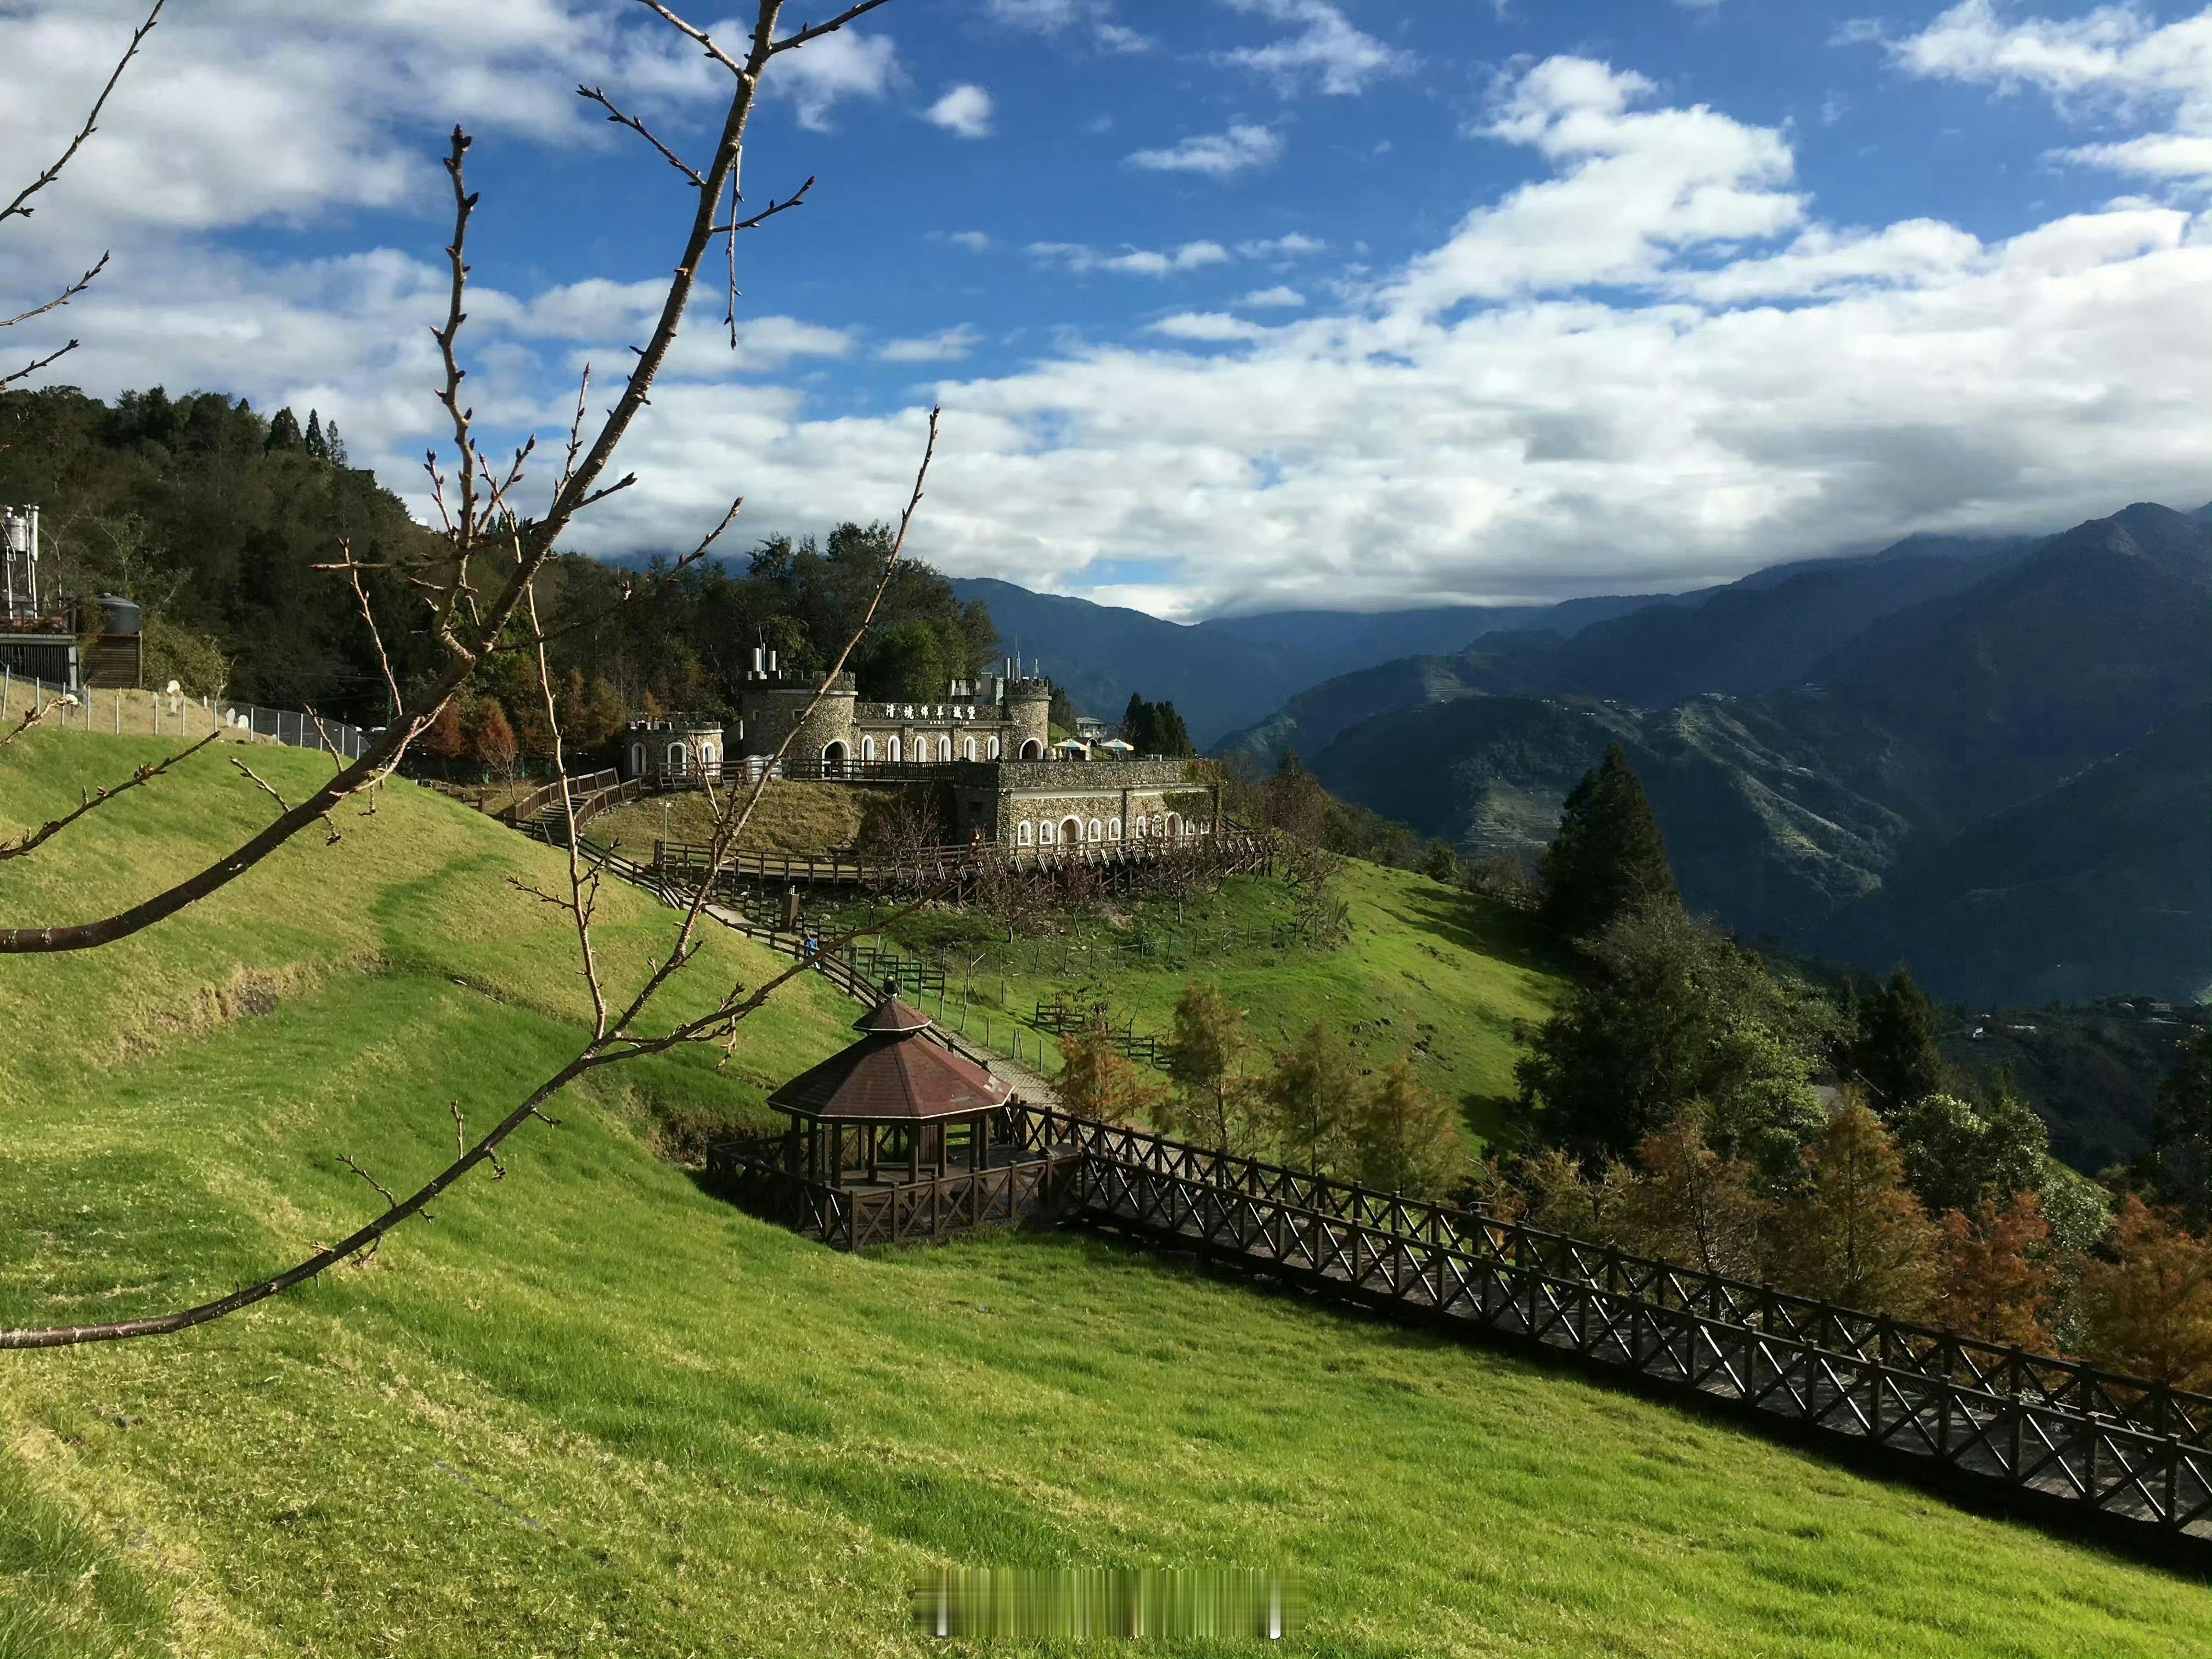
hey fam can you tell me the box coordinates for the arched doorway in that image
[888,735,902,762]
[1059,816,1084,848]
[822,739,848,776]
[1019,738,1043,760]
[665,741,687,776]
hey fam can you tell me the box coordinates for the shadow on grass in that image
[1391,882,1576,981]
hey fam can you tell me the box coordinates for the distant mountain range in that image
[947,577,1677,746]
[952,504,2208,1003]
[1262,503,2209,1005]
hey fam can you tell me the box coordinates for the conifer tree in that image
[324,419,349,467]
[1164,981,1258,1154]
[422,699,466,761]
[2153,1027,2212,1226]
[1625,1109,1767,1279]
[1769,1101,1937,1317]
[1936,1192,2057,1351]
[2077,1197,2212,1391]
[304,409,328,460]
[467,698,519,781]
[264,405,303,452]
[1848,967,1950,1113]
[1152,701,1193,757]
[1351,1060,1464,1197]
[1058,1019,1155,1125]
[1517,1147,1636,1246]
[1538,743,1678,938]
[1263,1023,1360,1174]
[1121,693,1154,752]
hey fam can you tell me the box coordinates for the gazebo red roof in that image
[766,991,1013,1122]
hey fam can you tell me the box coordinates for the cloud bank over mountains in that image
[2,1,2210,617]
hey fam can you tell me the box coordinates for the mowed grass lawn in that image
[2,731,2209,1656]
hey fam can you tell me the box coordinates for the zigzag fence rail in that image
[1000,1105,2212,1556]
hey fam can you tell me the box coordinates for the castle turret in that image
[1006,678,1052,760]
[739,668,857,763]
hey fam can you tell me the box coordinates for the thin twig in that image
[0,254,110,331]
[228,758,290,814]
[0,1,164,227]
[0,730,221,861]
[767,0,895,55]
[578,86,704,187]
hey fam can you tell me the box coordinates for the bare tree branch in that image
[0,339,82,396]
[0,253,110,332]
[767,0,896,55]
[0,730,222,861]
[578,85,704,187]
[0,1,163,228]
[630,0,747,76]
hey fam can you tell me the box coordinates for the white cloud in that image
[878,325,981,363]
[1126,123,1283,177]
[1149,312,1269,341]
[1238,285,1306,306]
[924,83,994,139]
[13,29,2212,619]
[1389,56,1801,313]
[1235,232,1328,259]
[1220,0,1414,96]
[774,28,899,131]
[1028,240,1232,275]
[1887,1,2212,184]
[982,0,1151,53]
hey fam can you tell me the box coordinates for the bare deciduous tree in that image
[0,0,941,1348]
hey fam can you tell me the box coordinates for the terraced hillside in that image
[4,732,2211,1656]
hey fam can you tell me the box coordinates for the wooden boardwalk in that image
[1004,1107,2212,1560]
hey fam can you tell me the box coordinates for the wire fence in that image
[0,668,371,759]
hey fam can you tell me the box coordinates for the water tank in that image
[98,594,141,636]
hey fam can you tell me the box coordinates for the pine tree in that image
[1769,1101,1938,1317]
[1058,1019,1154,1125]
[2153,1027,2212,1226]
[324,419,348,467]
[1517,1147,1636,1246]
[1263,1023,1360,1174]
[1351,1060,1464,1197]
[2076,1197,2212,1391]
[1624,1109,1767,1279]
[264,406,303,452]
[1848,967,1949,1113]
[1936,1193,2057,1351]
[468,698,519,781]
[1121,693,1155,752]
[1163,981,1258,1154]
[1153,702,1193,757]
[1538,743,1678,938]
[304,409,328,460]
[422,699,466,761]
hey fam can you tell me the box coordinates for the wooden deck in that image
[706,1131,1079,1250]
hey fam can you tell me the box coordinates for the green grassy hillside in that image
[885,861,1563,1142]
[4,732,2211,1656]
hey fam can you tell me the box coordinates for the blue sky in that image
[4,1,2211,615]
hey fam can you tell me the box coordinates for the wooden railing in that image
[1001,1105,2212,1550]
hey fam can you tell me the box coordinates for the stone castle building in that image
[619,654,1220,852]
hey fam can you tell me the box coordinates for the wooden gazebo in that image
[764,986,1016,1187]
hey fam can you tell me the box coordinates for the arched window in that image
[1165,811,1181,839]
[888,735,902,762]
[1107,818,1121,841]
[962,736,977,761]
[699,742,719,770]
[986,736,1001,760]
[861,736,877,761]
[666,742,687,775]
[1087,819,1103,843]
[1037,820,1054,845]
[630,743,645,776]
[1129,814,1146,839]
[1017,819,1035,845]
